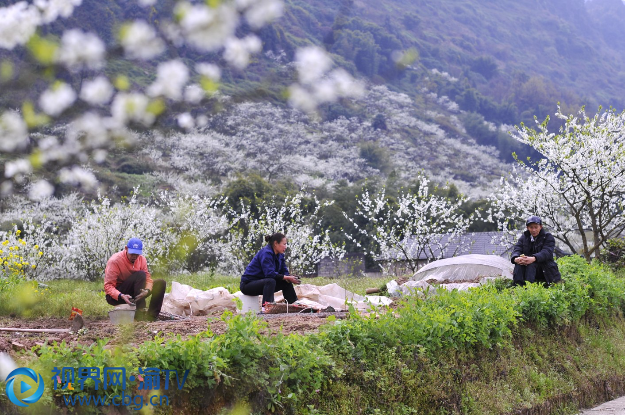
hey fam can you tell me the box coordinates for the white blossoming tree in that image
[489,106,625,262]
[60,189,176,280]
[345,176,474,275]
[222,192,346,276]
[0,0,363,199]
[162,192,231,272]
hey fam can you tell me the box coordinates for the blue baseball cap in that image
[525,216,542,226]
[127,238,143,255]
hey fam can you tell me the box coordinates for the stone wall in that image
[317,253,366,277]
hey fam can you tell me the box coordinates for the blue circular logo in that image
[5,368,44,407]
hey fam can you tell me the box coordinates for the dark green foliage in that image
[600,238,625,270]
[331,29,380,77]
[372,113,387,130]
[402,12,421,30]
[470,56,499,80]
[222,173,297,215]
[358,142,390,173]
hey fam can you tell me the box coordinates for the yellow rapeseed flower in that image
[2,240,8,246]
[38,252,43,256]
[34,245,39,249]
[15,230,20,235]
[31,265,36,269]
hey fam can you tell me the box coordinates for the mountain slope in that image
[2,0,625,199]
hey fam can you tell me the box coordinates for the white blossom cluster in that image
[0,0,286,198]
[142,86,509,195]
[1,187,346,280]
[59,190,177,280]
[288,46,365,113]
[0,112,29,153]
[0,0,81,50]
[430,68,458,83]
[0,219,58,281]
[344,176,475,275]
[221,192,345,275]
[488,106,625,261]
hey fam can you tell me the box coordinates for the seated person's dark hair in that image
[265,232,286,246]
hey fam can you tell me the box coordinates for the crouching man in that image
[104,238,166,321]
[511,216,562,286]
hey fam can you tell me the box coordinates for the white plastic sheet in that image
[390,254,514,295]
[386,280,402,297]
[161,281,237,316]
[413,254,513,283]
[163,281,392,316]
[274,283,390,311]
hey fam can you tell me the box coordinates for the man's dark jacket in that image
[511,228,562,283]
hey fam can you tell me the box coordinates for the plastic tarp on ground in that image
[162,281,392,316]
[270,283,392,311]
[161,281,237,316]
[391,254,513,294]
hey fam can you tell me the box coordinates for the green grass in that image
[0,273,394,318]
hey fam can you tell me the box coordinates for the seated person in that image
[240,233,301,309]
[511,216,562,286]
[104,238,166,321]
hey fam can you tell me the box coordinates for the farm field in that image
[3,257,625,414]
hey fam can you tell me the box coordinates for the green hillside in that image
[266,0,625,121]
[1,0,625,197]
[4,0,624,121]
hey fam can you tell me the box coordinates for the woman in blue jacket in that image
[240,233,300,307]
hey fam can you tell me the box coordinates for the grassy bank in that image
[306,316,625,414]
[3,256,625,414]
[0,273,392,318]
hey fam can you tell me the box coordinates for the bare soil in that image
[0,312,348,355]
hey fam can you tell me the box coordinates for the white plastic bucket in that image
[240,295,260,314]
[108,309,136,324]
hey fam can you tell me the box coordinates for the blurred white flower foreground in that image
[0,0,363,199]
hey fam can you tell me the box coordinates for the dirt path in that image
[0,312,345,355]
[580,395,625,414]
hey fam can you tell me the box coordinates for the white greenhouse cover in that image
[412,254,514,284]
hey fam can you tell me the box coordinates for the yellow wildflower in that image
[38,252,43,256]
[2,240,8,246]
[34,245,39,249]
[31,265,36,269]
[15,230,20,235]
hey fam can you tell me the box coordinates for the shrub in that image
[600,238,625,269]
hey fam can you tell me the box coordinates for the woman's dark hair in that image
[265,232,286,247]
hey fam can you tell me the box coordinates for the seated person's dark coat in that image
[511,228,562,284]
